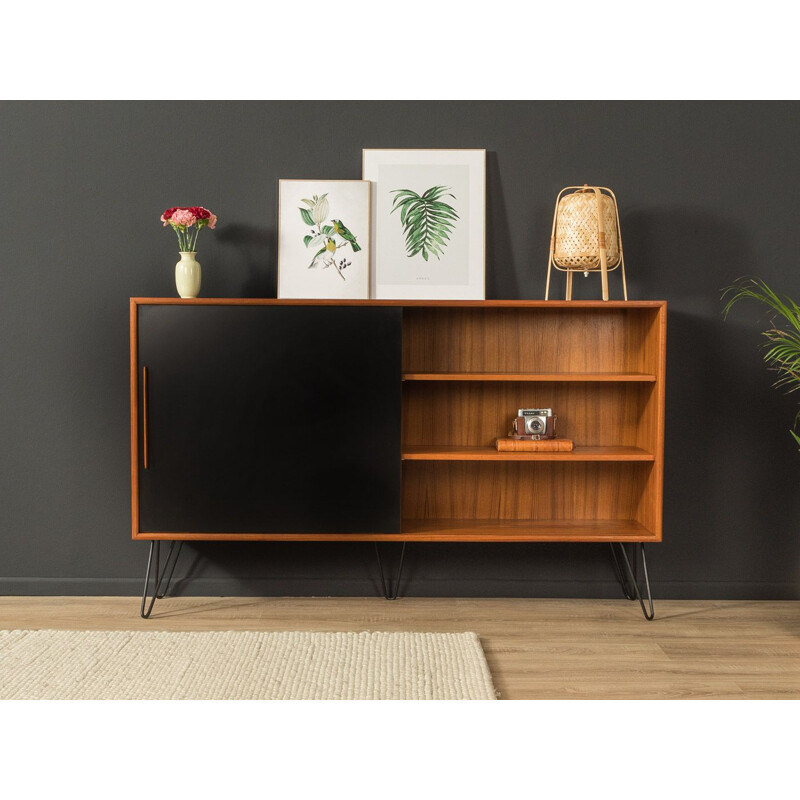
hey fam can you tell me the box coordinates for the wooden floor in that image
[1,596,798,699]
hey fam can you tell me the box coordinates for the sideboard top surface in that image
[131,298,666,309]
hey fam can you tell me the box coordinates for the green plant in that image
[722,276,800,448]
[390,186,459,261]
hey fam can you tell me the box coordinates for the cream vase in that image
[175,252,201,298]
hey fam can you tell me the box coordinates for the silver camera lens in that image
[527,418,544,434]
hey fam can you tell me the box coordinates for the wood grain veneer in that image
[402,372,656,381]
[401,518,654,541]
[401,306,661,374]
[402,461,650,523]
[402,445,654,461]
[132,299,664,307]
[402,381,653,449]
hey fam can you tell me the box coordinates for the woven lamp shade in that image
[546,185,627,301]
[554,192,620,269]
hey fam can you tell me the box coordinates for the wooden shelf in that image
[401,519,656,542]
[402,445,655,462]
[135,519,655,542]
[403,372,657,382]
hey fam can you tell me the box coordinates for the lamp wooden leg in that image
[565,271,573,300]
[545,262,552,300]
[599,249,609,301]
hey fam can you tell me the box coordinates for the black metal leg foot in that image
[141,541,160,619]
[374,542,407,600]
[140,541,183,618]
[609,543,655,620]
[156,541,183,599]
[610,542,635,600]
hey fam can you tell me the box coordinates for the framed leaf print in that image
[362,149,485,299]
[278,179,370,299]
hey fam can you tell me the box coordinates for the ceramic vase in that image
[175,252,201,298]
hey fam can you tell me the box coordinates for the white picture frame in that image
[278,179,371,299]
[362,148,486,299]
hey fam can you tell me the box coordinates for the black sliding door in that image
[137,305,402,533]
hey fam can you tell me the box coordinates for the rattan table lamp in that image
[545,185,627,301]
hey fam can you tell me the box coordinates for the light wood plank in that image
[401,518,655,541]
[4,597,793,699]
[130,518,655,542]
[132,299,665,308]
[402,372,657,382]
[402,445,655,462]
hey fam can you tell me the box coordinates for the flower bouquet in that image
[160,206,218,298]
[161,206,218,252]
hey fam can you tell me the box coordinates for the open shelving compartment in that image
[399,301,666,542]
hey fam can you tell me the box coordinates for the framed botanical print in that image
[362,149,486,299]
[278,179,370,299]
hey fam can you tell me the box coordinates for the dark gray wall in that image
[2,101,799,599]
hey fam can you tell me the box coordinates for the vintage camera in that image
[511,408,557,439]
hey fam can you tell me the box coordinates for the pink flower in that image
[207,213,217,229]
[161,207,178,226]
[170,208,197,227]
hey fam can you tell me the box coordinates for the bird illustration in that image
[331,220,361,252]
[308,237,338,268]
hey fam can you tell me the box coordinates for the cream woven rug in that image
[0,629,497,700]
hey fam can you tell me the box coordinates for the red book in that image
[495,437,574,452]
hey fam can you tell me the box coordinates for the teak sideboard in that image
[130,299,666,614]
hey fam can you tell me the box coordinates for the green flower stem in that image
[172,223,207,253]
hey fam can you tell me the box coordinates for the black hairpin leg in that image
[374,542,407,600]
[156,541,183,599]
[610,542,635,601]
[140,540,183,618]
[609,542,655,620]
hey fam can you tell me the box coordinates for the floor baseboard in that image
[0,577,798,600]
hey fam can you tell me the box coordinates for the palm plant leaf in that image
[722,277,800,336]
[390,185,459,262]
[723,276,800,442]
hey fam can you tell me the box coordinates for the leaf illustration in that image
[390,186,459,261]
[305,233,326,249]
[299,207,315,226]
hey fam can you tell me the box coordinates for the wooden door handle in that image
[142,366,149,470]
